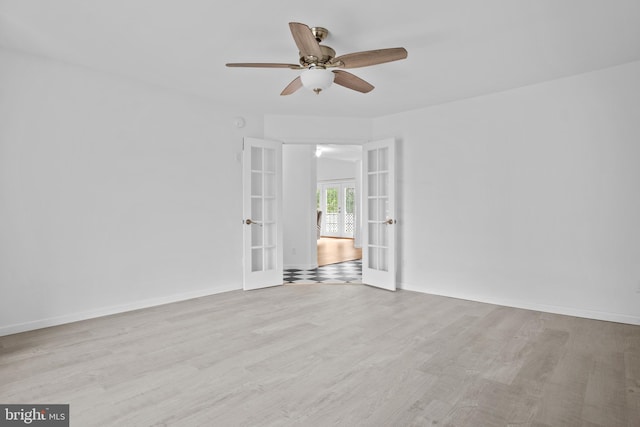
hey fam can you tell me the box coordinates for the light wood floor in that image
[1,285,639,426]
[317,237,362,266]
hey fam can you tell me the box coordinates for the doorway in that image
[317,180,361,266]
[276,138,396,290]
[315,145,362,268]
[317,181,356,238]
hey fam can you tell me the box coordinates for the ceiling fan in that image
[226,22,408,95]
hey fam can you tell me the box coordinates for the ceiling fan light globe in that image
[301,68,334,94]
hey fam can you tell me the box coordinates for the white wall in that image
[282,145,317,269]
[264,115,371,144]
[0,49,263,335]
[317,157,357,182]
[373,61,640,324]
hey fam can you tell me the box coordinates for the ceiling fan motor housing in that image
[299,45,336,67]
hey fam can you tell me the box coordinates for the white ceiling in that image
[1,0,639,118]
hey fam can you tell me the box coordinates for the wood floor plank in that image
[317,237,362,266]
[1,284,639,426]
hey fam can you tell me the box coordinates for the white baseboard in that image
[399,282,640,326]
[0,284,241,337]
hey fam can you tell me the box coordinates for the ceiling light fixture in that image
[301,67,334,95]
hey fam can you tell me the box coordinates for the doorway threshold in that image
[284,260,362,285]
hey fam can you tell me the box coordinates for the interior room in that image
[1,1,639,425]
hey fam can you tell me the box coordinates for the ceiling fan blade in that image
[289,22,323,60]
[332,70,374,93]
[226,63,302,69]
[280,76,303,96]
[332,47,408,69]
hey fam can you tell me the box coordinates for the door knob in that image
[244,219,262,226]
[385,218,396,225]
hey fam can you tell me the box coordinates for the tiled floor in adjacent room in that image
[284,259,362,284]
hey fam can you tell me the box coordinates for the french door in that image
[318,181,356,238]
[362,138,396,291]
[241,137,394,291]
[242,137,283,290]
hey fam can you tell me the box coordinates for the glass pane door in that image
[243,137,283,290]
[344,185,356,237]
[324,185,340,237]
[318,182,356,238]
[366,147,390,271]
[362,139,396,291]
[250,146,277,272]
